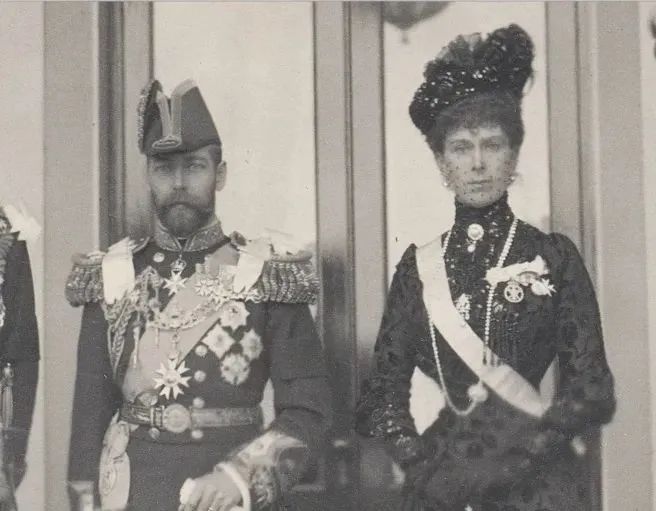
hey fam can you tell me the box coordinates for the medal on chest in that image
[153,359,191,399]
[503,280,525,303]
[163,256,188,295]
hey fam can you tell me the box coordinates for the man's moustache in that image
[160,201,213,215]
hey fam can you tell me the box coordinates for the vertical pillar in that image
[578,3,652,509]
[44,3,99,509]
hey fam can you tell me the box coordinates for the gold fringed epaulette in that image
[257,250,319,304]
[65,252,105,307]
[65,237,150,307]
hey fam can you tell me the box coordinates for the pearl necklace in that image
[426,216,518,416]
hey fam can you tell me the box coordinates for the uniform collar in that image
[154,216,226,252]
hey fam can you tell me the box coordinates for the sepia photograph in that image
[0,1,655,510]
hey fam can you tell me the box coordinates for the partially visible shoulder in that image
[398,243,418,267]
[518,220,579,251]
[518,220,585,272]
[0,203,41,242]
[392,243,423,281]
[545,231,585,268]
[65,236,150,307]
[399,232,448,274]
[0,208,11,235]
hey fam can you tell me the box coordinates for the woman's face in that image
[436,124,519,208]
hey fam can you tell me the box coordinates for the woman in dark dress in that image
[356,25,615,511]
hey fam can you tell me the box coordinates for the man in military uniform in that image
[0,204,40,510]
[67,79,330,511]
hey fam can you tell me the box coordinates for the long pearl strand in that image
[427,216,519,416]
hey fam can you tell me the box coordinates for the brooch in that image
[486,255,556,304]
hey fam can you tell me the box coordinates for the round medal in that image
[153,252,165,263]
[504,280,524,303]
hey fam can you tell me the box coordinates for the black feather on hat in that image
[409,24,534,136]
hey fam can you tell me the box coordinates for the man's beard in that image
[154,193,214,238]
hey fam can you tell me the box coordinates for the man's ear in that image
[215,160,227,192]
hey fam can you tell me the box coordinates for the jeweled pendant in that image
[504,280,524,303]
[467,381,488,403]
[467,223,484,242]
[170,256,187,274]
[455,293,471,321]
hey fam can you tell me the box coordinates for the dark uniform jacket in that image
[67,218,330,510]
[356,195,615,511]
[0,210,39,489]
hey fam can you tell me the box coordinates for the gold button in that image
[191,429,204,441]
[194,370,207,383]
[195,345,208,358]
[192,397,205,409]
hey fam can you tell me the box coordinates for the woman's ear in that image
[215,160,227,192]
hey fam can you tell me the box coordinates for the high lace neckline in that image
[453,193,513,231]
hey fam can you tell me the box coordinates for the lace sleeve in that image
[356,246,424,466]
[542,234,616,434]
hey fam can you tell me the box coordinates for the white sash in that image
[416,238,554,418]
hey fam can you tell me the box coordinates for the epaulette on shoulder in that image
[66,251,105,306]
[65,237,150,307]
[257,249,319,304]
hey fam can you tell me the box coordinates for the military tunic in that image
[356,195,615,511]
[67,219,330,510]
[0,209,39,491]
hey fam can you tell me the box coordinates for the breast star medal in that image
[153,359,191,400]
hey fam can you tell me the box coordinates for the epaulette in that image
[229,230,319,304]
[65,237,149,307]
[257,249,319,304]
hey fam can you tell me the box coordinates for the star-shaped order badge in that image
[153,360,191,400]
[163,272,187,295]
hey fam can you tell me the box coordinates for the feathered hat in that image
[137,79,221,156]
[409,24,534,136]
